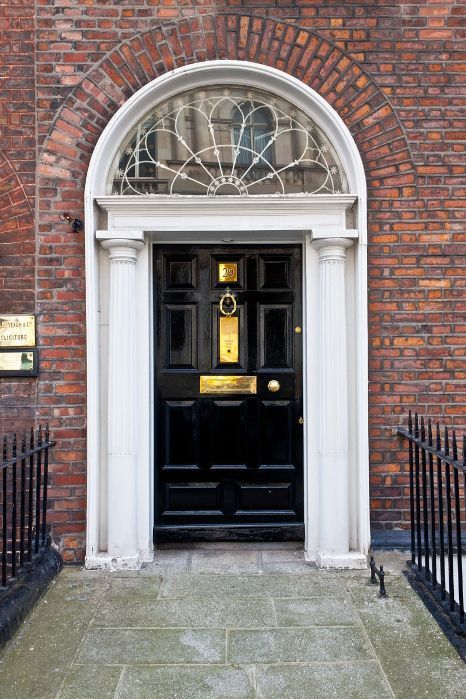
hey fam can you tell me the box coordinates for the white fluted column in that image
[313,237,355,567]
[101,237,144,564]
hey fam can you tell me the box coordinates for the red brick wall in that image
[1,1,465,560]
[0,1,37,434]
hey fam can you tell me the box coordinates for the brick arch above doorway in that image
[38,14,416,210]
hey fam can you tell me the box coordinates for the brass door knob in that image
[267,380,280,393]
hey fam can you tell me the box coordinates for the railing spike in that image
[420,415,426,441]
[21,433,26,453]
[452,431,458,461]
[444,425,449,455]
[408,410,413,434]
[2,435,7,461]
[414,412,419,438]
[12,433,17,458]
[427,418,433,446]
[436,422,441,451]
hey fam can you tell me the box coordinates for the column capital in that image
[312,237,353,264]
[311,227,358,241]
[100,238,144,264]
[96,229,144,243]
[312,237,354,252]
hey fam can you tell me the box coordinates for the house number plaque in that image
[218,262,238,283]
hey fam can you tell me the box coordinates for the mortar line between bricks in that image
[346,584,396,699]
[54,577,112,698]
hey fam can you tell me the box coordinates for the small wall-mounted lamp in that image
[60,212,83,233]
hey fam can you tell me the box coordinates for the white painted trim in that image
[95,195,359,235]
[316,552,368,569]
[84,60,370,569]
[85,553,145,571]
[96,194,357,213]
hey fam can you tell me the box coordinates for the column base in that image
[305,550,368,569]
[85,548,154,571]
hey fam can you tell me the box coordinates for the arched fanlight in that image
[111,86,347,196]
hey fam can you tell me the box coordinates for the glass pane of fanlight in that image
[110,86,348,196]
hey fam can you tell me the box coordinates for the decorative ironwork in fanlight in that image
[111,86,348,196]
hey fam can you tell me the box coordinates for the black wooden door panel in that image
[163,401,199,470]
[165,305,198,369]
[154,244,303,539]
[259,304,292,368]
[210,400,249,469]
[260,401,294,468]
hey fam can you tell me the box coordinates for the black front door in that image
[154,244,304,541]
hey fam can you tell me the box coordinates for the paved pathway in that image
[0,544,465,698]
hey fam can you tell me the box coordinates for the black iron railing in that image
[397,412,465,634]
[0,426,55,590]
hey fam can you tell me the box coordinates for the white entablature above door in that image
[95,194,358,235]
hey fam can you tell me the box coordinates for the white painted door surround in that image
[84,61,370,570]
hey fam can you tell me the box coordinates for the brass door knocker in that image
[219,288,237,317]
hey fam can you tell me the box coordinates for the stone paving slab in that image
[57,666,122,699]
[160,573,341,598]
[117,665,255,699]
[0,544,465,699]
[255,662,393,698]
[190,550,259,574]
[228,627,372,663]
[105,576,162,601]
[93,597,276,629]
[76,628,226,664]
[273,597,358,626]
